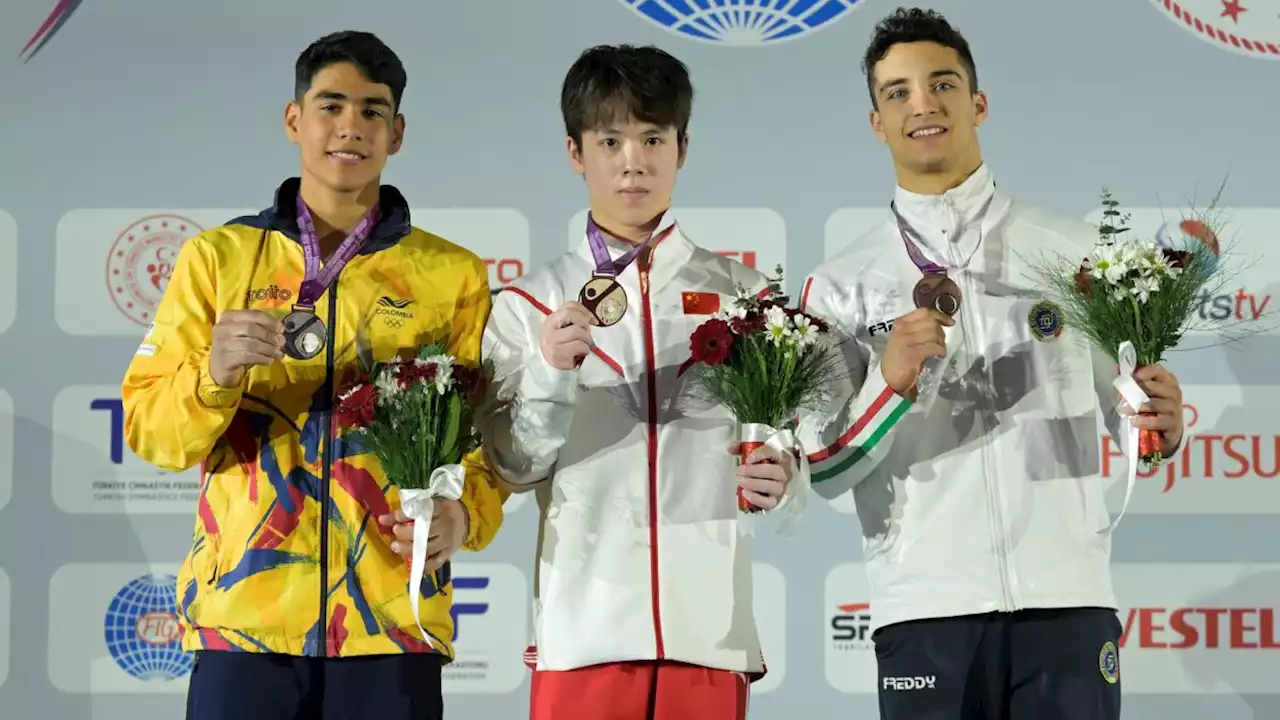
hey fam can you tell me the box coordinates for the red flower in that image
[396,361,438,389]
[729,313,766,335]
[453,365,485,397]
[335,384,378,428]
[690,319,734,366]
[1161,248,1192,269]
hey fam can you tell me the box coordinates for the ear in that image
[388,113,406,156]
[284,101,302,144]
[870,109,887,144]
[566,136,585,175]
[972,90,989,127]
[676,133,689,169]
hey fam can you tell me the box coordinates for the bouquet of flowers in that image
[1028,187,1229,470]
[333,341,491,648]
[686,267,843,516]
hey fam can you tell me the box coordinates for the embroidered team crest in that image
[1028,300,1064,341]
[1098,641,1119,684]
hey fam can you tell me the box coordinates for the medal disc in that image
[282,309,327,360]
[578,276,628,327]
[913,275,962,316]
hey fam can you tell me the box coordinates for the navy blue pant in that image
[184,650,444,720]
[874,607,1122,720]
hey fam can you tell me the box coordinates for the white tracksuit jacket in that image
[799,163,1141,634]
[478,214,823,675]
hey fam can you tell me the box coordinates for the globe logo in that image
[104,573,193,682]
[619,0,866,46]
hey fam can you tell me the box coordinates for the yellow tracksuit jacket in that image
[120,178,505,659]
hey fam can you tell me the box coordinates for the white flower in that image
[1130,275,1160,304]
[763,306,791,345]
[375,370,402,403]
[790,313,817,348]
[418,355,455,395]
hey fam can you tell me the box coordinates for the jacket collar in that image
[231,177,413,253]
[890,163,1008,269]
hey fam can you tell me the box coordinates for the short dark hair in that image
[560,44,694,145]
[861,8,978,108]
[294,31,407,112]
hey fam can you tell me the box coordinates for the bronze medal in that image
[913,275,962,317]
[578,276,628,327]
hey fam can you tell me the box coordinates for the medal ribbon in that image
[585,210,677,277]
[294,195,381,308]
[891,193,995,275]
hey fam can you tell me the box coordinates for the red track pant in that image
[530,660,750,720]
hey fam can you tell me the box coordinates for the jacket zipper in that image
[959,262,1015,611]
[318,281,337,655]
[638,251,665,659]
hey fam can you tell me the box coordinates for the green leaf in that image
[440,391,462,460]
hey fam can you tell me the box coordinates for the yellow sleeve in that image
[120,234,241,472]
[448,253,505,551]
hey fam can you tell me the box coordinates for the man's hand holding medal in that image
[209,310,286,388]
[880,307,955,401]
[539,302,595,371]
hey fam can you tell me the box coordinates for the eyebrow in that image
[313,90,392,108]
[877,69,962,95]
[599,126,665,135]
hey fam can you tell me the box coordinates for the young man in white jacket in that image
[473,45,802,719]
[798,7,1188,719]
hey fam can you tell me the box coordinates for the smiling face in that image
[869,41,987,190]
[284,61,404,197]
[567,116,687,239]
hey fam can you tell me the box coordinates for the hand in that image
[209,310,284,387]
[1122,364,1185,455]
[727,441,794,510]
[378,499,470,574]
[539,301,594,371]
[880,308,954,398]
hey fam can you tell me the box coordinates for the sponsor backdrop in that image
[0,0,1276,717]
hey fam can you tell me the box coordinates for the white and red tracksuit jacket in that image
[799,163,1161,635]
[476,213,854,676]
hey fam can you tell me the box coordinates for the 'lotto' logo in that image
[716,250,757,269]
[484,258,524,294]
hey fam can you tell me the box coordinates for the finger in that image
[553,325,594,347]
[561,304,595,328]
[908,342,947,364]
[1134,364,1173,384]
[557,341,592,361]
[392,509,409,523]
[389,540,411,557]
[726,441,741,455]
[741,488,777,510]
[222,321,283,345]
[393,523,414,542]
[744,445,781,465]
[234,348,282,367]
[377,514,394,526]
[739,464,785,484]
[1136,377,1179,401]
[423,549,450,575]
[739,475,784,495]
[228,337,285,359]
[1133,413,1179,431]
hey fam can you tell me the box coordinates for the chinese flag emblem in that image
[682,291,720,315]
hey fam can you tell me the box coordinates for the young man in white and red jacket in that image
[471,45,804,719]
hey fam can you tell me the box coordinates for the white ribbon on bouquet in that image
[398,463,466,649]
[738,423,811,537]
[1105,340,1150,535]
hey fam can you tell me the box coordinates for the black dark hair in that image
[861,8,978,108]
[294,30,407,112]
[560,44,694,145]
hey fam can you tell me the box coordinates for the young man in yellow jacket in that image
[119,30,505,719]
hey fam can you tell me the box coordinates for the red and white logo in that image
[1148,0,1278,60]
[1099,385,1280,513]
[106,214,202,326]
[1113,563,1280,693]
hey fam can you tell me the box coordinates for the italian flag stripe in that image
[811,390,912,484]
